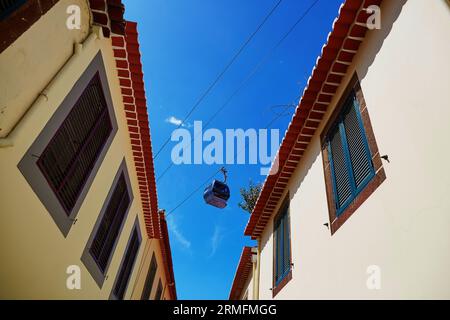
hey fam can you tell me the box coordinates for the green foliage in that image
[238,180,262,214]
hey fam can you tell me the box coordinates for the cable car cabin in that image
[203,180,230,209]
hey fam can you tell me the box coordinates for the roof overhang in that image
[229,246,254,300]
[113,21,177,299]
[159,210,178,300]
[112,22,161,239]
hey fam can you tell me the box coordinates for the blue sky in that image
[123,0,344,299]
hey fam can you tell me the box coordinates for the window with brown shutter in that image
[141,254,157,300]
[90,173,130,272]
[19,53,118,237]
[111,220,141,300]
[0,0,27,20]
[81,160,133,288]
[154,280,163,300]
[37,74,113,215]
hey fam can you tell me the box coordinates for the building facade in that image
[0,0,176,299]
[231,0,450,300]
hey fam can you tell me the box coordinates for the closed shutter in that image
[90,174,130,272]
[274,217,282,282]
[154,280,163,300]
[343,99,373,189]
[141,254,157,300]
[274,205,291,284]
[37,74,113,214]
[329,126,353,209]
[282,212,290,276]
[112,227,141,300]
[0,0,26,20]
[328,91,374,214]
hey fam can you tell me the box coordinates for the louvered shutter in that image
[141,254,157,300]
[154,280,163,300]
[343,98,373,189]
[329,125,353,209]
[275,218,282,282]
[113,227,141,299]
[90,174,130,272]
[274,206,291,284]
[282,212,291,276]
[0,0,26,20]
[328,92,374,214]
[38,74,113,213]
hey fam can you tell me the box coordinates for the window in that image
[110,219,141,300]
[90,173,130,272]
[141,254,157,300]
[37,74,113,214]
[326,92,374,215]
[154,279,163,300]
[272,197,291,297]
[321,75,386,234]
[81,160,133,288]
[18,53,118,237]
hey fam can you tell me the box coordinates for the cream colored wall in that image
[241,272,254,300]
[258,0,450,299]
[0,0,91,138]
[0,2,153,299]
[130,239,172,300]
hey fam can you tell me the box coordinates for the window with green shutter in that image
[274,201,291,286]
[321,75,386,234]
[327,91,375,216]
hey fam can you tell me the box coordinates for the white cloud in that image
[165,116,192,128]
[209,225,223,257]
[166,116,183,126]
[167,216,191,250]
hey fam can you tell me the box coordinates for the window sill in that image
[331,168,386,235]
[272,270,292,298]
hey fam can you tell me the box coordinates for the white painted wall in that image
[258,0,450,299]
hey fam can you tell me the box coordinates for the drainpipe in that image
[251,247,257,300]
[251,239,261,300]
[0,26,102,147]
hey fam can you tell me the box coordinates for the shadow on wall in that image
[258,138,320,254]
[289,138,321,218]
[357,0,407,80]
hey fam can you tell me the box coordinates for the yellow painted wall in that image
[242,271,254,300]
[0,1,170,299]
[257,0,450,299]
[0,0,91,138]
